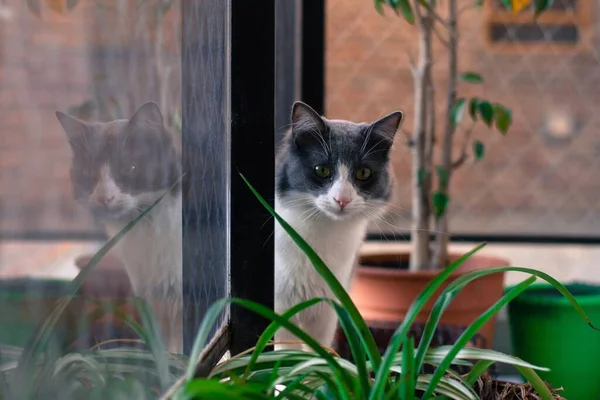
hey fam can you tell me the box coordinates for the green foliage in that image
[392,0,415,24]
[451,98,467,127]
[432,191,450,218]
[473,141,485,161]
[4,175,597,399]
[493,104,512,134]
[169,176,598,400]
[0,178,183,399]
[534,0,553,17]
[459,72,483,84]
[468,98,479,121]
[435,166,449,190]
[377,0,415,23]
[476,100,494,128]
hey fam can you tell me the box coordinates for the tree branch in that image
[432,22,449,47]
[421,2,450,28]
[406,51,417,76]
[451,122,475,169]
[409,0,434,271]
[431,0,458,270]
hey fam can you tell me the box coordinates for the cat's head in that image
[56,101,181,222]
[276,101,403,221]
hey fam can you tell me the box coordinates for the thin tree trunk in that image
[432,0,458,269]
[409,2,434,271]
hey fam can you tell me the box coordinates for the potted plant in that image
[337,0,553,353]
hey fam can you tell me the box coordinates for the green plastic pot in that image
[507,282,600,400]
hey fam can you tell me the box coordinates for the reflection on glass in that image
[0,0,193,396]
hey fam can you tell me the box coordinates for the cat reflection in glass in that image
[56,102,183,354]
[275,101,403,351]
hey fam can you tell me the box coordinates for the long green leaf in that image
[416,260,600,378]
[93,297,171,390]
[369,243,487,400]
[12,177,182,397]
[240,173,381,370]
[422,277,538,399]
[426,347,548,371]
[330,301,369,398]
[414,290,454,375]
[444,266,600,331]
[185,298,228,382]
[464,360,495,386]
[242,298,322,380]
[186,297,353,397]
[515,365,555,400]
[401,337,415,400]
[183,379,271,400]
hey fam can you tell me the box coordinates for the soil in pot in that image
[508,282,600,400]
[473,372,566,400]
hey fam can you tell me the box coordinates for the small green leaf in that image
[469,98,479,121]
[534,0,552,17]
[435,166,449,190]
[432,191,449,218]
[374,0,385,14]
[459,72,483,84]
[451,98,467,127]
[393,0,415,24]
[477,100,494,127]
[500,0,512,9]
[473,141,485,161]
[475,0,484,8]
[493,104,512,134]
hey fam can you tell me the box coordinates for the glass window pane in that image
[0,0,228,395]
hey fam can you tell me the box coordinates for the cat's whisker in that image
[262,229,276,249]
[359,124,375,155]
[362,137,390,159]
[307,127,329,158]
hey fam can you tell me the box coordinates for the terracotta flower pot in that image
[348,250,508,349]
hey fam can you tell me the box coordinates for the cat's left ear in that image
[128,101,164,133]
[370,111,404,144]
[55,111,91,154]
[290,101,328,149]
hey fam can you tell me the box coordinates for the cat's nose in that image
[334,196,352,210]
[98,195,115,207]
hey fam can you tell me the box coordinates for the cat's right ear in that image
[291,101,327,149]
[55,112,90,153]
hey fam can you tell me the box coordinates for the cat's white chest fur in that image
[104,194,183,353]
[274,197,368,349]
[105,194,183,297]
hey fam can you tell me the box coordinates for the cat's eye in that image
[356,167,372,181]
[122,164,137,177]
[314,165,331,179]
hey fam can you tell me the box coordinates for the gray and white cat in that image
[55,102,184,354]
[274,101,403,350]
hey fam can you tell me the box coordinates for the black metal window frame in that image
[181,0,275,372]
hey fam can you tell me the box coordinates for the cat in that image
[274,101,403,350]
[55,101,184,354]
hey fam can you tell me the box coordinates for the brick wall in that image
[0,0,180,234]
[2,0,598,238]
[325,0,600,235]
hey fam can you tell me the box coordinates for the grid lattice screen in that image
[0,0,181,235]
[326,0,600,236]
